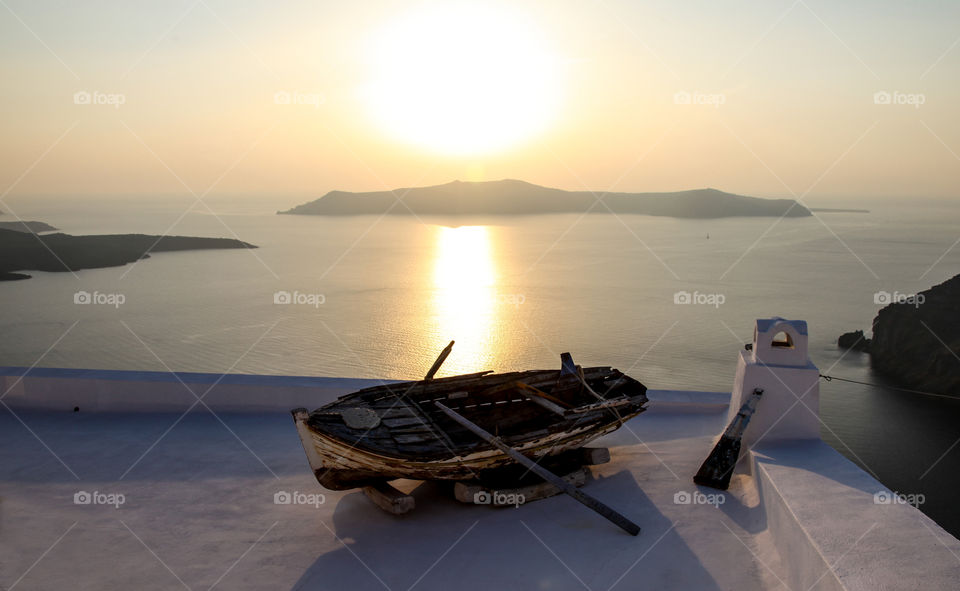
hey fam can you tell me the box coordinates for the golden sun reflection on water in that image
[429,225,501,375]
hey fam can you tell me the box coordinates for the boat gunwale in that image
[332,365,627,407]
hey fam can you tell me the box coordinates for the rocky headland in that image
[0,228,257,281]
[839,273,960,396]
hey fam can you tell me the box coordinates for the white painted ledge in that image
[751,440,960,591]
[1,368,731,414]
[0,366,395,413]
[646,389,730,409]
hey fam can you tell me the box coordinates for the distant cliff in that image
[0,220,59,233]
[840,273,960,396]
[0,229,257,281]
[279,179,811,219]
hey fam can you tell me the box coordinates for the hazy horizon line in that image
[3,189,956,208]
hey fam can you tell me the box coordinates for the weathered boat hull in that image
[292,362,648,491]
[293,406,643,490]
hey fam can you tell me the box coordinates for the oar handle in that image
[425,340,455,380]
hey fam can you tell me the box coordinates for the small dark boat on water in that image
[291,342,649,491]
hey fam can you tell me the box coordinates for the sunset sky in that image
[1,0,958,201]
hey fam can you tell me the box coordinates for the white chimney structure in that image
[729,317,821,451]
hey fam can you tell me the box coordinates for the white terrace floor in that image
[0,390,804,591]
[4,378,960,591]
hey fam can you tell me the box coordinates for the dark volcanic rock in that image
[869,274,960,396]
[279,179,811,219]
[0,229,257,280]
[0,271,32,281]
[0,220,59,233]
[838,330,871,352]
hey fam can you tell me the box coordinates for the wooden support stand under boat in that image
[362,481,416,515]
[355,447,612,516]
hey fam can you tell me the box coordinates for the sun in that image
[364,3,562,155]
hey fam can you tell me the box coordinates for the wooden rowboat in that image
[291,345,649,491]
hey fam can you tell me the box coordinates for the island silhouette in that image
[0,228,256,281]
[280,179,811,218]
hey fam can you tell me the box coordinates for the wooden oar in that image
[435,402,641,536]
[693,388,764,490]
[425,340,455,380]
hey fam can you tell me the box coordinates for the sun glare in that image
[364,3,562,155]
[430,225,498,373]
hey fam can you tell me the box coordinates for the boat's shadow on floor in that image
[290,471,725,591]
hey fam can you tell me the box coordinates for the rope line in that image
[819,373,957,400]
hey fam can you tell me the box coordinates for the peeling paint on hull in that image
[294,406,646,490]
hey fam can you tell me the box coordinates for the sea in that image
[2,193,959,536]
